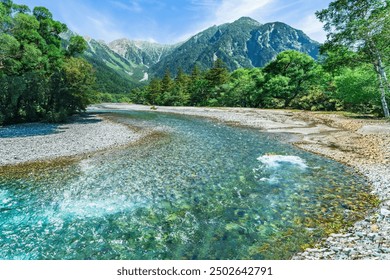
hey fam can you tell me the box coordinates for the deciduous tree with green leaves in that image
[263,50,319,108]
[0,0,94,124]
[317,0,390,117]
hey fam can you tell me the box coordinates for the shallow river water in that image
[0,110,374,259]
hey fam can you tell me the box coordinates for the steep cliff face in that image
[247,21,319,68]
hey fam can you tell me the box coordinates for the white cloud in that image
[294,14,326,42]
[176,0,274,42]
[56,1,127,42]
[214,0,273,25]
[85,16,127,42]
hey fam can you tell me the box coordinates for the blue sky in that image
[18,0,332,44]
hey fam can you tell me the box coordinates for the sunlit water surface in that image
[0,110,373,259]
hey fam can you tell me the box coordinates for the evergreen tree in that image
[190,64,202,81]
[146,78,162,105]
[161,68,173,93]
[205,58,229,87]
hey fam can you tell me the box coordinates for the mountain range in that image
[78,17,320,93]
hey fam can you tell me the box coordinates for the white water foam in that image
[257,155,308,169]
[0,190,11,205]
[45,196,139,221]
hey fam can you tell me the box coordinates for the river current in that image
[0,110,373,259]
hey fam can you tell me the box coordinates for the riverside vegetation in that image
[0,0,94,125]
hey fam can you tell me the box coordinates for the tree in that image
[316,0,390,117]
[189,78,209,106]
[175,67,188,86]
[0,0,94,124]
[0,33,20,74]
[205,58,229,87]
[263,50,318,107]
[67,35,88,57]
[222,68,264,107]
[60,57,95,111]
[161,68,173,93]
[190,64,202,81]
[334,64,380,113]
[146,78,162,105]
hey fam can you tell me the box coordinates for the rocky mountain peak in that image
[233,16,262,26]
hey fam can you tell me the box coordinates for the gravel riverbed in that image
[0,114,142,166]
[1,104,389,259]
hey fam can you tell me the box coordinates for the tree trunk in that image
[375,54,390,117]
[377,72,390,117]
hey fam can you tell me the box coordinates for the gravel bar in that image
[0,114,142,166]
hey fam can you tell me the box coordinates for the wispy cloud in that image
[294,14,326,42]
[175,0,274,42]
[110,0,143,13]
[189,0,219,9]
[26,0,329,44]
[57,1,127,42]
[214,0,273,25]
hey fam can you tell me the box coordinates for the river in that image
[0,110,374,259]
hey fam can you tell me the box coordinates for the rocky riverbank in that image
[97,104,390,260]
[0,114,142,166]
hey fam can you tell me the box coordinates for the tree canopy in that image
[0,0,94,125]
[316,0,390,117]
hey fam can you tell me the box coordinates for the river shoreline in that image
[1,104,389,259]
[0,113,143,166]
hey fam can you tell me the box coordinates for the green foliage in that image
[263,51,319,108]
[67,35,87,57]
[161,69,174,94]
[317,0,390,116]
[0,0,95,125]
[220,68,263,107]
[90,92,132,104]
[132,49,386,116]
[206,58,229,87]
[333,64,381,113]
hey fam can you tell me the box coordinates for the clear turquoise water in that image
[0,110,372,259]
